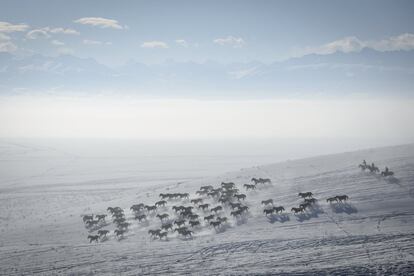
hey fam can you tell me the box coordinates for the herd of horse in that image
[83,160,393,243]
[83,177,272,242]
[261,192,350,216]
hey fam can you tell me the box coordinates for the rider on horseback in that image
[385,167,389,173]
[363,160,366,166]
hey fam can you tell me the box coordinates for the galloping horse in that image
[298,192,313,199]
[335,195,349,202]
[210,221,222,228]
[234,194,246,201]
[211,206,223,213]
[261,199,273,205]
[291,207,304,214]
[243,184,256,191]
[189,220,200,227]
[97,230,109,237]
[155,200,167,207]
[156,213,169,221]
[326,197,338,203]
[88,235,99,243]
[263,208,274,216]
[273,206,285,213]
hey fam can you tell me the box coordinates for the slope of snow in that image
[0,143,413,275]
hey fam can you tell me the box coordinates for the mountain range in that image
[1,48,413,97]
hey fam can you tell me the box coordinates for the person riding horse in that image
[363,160,366,166]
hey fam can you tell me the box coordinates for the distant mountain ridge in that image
[0,48,413,97]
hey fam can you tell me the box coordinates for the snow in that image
[1,141,414,275]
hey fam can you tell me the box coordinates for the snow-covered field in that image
[1,141,414,275]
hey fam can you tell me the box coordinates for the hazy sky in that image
[1,1,413,142]
[1,0,414,65]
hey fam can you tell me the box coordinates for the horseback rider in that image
[385,167,389,173]
[371,162,375,168]
[363,160,366,166]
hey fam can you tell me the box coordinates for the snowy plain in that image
[0,140,413,275]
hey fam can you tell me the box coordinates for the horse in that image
[148,229,161,237]
[210,221,221,228]
[159,193,169,199]
[113,217,126,225]
[326,197,338,203]
[179,193,190,199]
[335,195,349,202]
[114,229,126,238]
[198,203,209,211]
[304,198,317,204]
[217,216,228,223]
[299,202,311,210]
[86,220,99,228]
[172,206,184,212]
[234,194,246,201]
[189,220,200,227]
[200,185,213,191]
[243,184,256,191]
[156,213,169,221]
[196,190,208,196]
[83,215,93,223]
[251,178,260,184]
[107,207,122,214]
[261,199,273,206]
[97,230,109,237]
[291,207,304,214]
[221,182,235,188]
[358,164,367,171]
[230,210,242,217]
[381,170,394,177]
[174,219,186,227]
[156,231,168,240]
[273,206,285,213]
[174,227,188,234]
[155,200,167,207]
[204,215,215,221]
[188,214,199,220]
[229,202,242,209]
[263,208,274,216]
[96,214,107,221]
[88,235,99,243]
[298,192,313,198]
[211,206,223,213]
[161,223,173,231]
[191,198,203,205]
[218,197,228,204]
[135,214,147,222]
[179,229,193,238]
[180,210,193,218]
[366,164,379,173]
[145,205,157,212]
[118,222,130,230]
[238,206,249,213]
[130,204,144,212]
[112,212,125,219]
[259,178,271,184]
[208,191,220,198]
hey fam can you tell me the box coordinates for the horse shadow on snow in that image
[295,205,324,222]
[267,214,290,224]
[330,203,358,214]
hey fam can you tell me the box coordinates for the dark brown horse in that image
[88,235,99,243]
